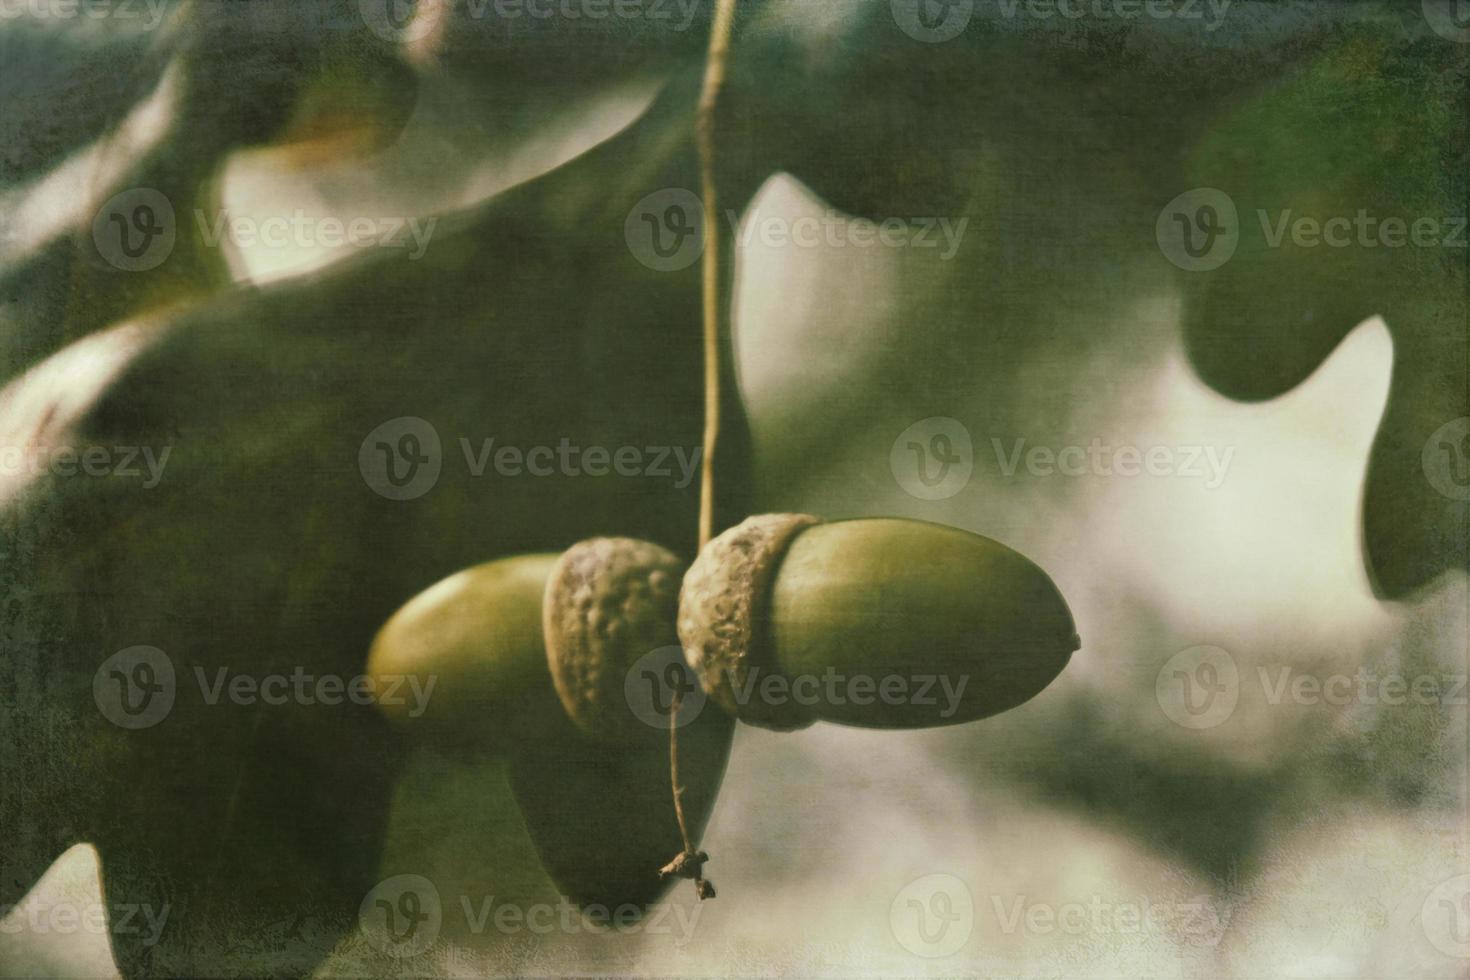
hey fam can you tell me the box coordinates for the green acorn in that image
[366,555,563,752]
[679,515,1079,730]
[365,544,732,910]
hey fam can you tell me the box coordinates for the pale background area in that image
[3,52,1466,980]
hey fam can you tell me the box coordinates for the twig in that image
[663,0,739,904]
[671,686,691,851]
[696,0,738,551]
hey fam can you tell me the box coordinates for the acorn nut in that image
[679,515,1080,730]
[366,554,563,753]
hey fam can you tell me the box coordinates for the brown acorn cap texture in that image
[677,513,822,731]
[543,537,685,738]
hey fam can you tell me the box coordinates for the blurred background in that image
[1,0,1466,976]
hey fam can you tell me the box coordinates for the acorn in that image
[679,515,1079,730]
[366,554,564,753]
[365,544,733,911]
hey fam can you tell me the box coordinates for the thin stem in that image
[664,0,738,902]
[670,687,692,853]
[697,0,738,550]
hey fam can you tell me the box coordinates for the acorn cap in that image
[543,537,684,738]
[677,513,822,731]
